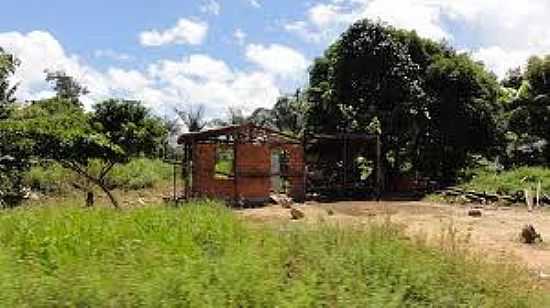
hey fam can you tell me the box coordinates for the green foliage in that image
[0,47,18,110]
[460,166,550,195]
[249,90,308,137]
[421,54,501,179]
[499,55,550,167]
[24,158,172,193]
[306,19,501,181]
[92,99,168,157]
[0,203,543,307]
[0,48,28,207]
[104,158,172,190]
[23,162,73,194]
[45,70,89,107]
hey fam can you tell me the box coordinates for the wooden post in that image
[233,133,239,203]
[537,181,541,209]
[376,135,383,201]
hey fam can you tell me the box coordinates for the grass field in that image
[0,201,545,307]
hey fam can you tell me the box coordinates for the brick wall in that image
[192,142,305,202]
[192,144,234,199]
[281,144,305,201]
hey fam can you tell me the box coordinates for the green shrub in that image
[0,202,544,307]
[23,162,76,193]
[460,166,550,195]
[105,158,172,190]
[24,158,173,194]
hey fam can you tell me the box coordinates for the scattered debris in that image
[290,208,305,220]
[271,194,293,209]
[520,225,543,244]
[436,187,550,207]
[468,209,482,217]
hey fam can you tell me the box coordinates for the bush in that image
[24,158,172,194]
[460,166,550,195]
[0,202,544,307]
[105,158,172,190]
[24,162,75,194]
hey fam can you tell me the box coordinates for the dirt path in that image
[239,200,550,276]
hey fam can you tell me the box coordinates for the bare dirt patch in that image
[238,200,550,280]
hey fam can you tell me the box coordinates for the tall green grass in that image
[24,158,173,194]
[460,166,550,195]
[0,202,544,307]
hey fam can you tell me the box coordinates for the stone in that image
[520,225,542,244]
[290,208,305,220]
[468,209,482,217]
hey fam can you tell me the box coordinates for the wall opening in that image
[271,149,290,194]
[214,145,235,179]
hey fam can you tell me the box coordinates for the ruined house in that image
[177,123,305,203]
[177,123,383,203]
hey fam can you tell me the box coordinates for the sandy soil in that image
[238,200,550,278]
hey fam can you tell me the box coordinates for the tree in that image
[0,47,19,118]
[45,70,89,107]
[306,19,502,182]
[0,48,27,207]
[92,99,168,158]
[175,104,207,132]
[307,20,426,179]
[502,67,523,90]
[503,55,550,166]
[1,98,127,207]
[421,54,501,179]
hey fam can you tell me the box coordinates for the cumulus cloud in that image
[139,18,208,47]
[245,44,309,80]
[284,0,550,78]
[0,31,283,116]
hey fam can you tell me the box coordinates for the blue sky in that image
[1,0,549,117]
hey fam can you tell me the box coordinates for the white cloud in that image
[0,31,110,100]
[200,0,221,16]
[471,47,531,78]
[0,30,283,116]
[139,18,208,47]
[285,0,550,78]
[245,44,309,79]
[233,29,247,46]
[149,54,234,82]
[107,68,151,94]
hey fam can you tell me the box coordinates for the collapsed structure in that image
[177,123,382,203]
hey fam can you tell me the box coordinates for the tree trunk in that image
[97,181,119,209]
[86,191,95,207]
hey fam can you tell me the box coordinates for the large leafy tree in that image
[307,20,426,179]
[420,55,501,179]
[92,99,168,158]
[306,19,501,181]
[503,55,550,166]
[0,48,28,207]
[1,98,126,207]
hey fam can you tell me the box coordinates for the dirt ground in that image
[239,200,550,279]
